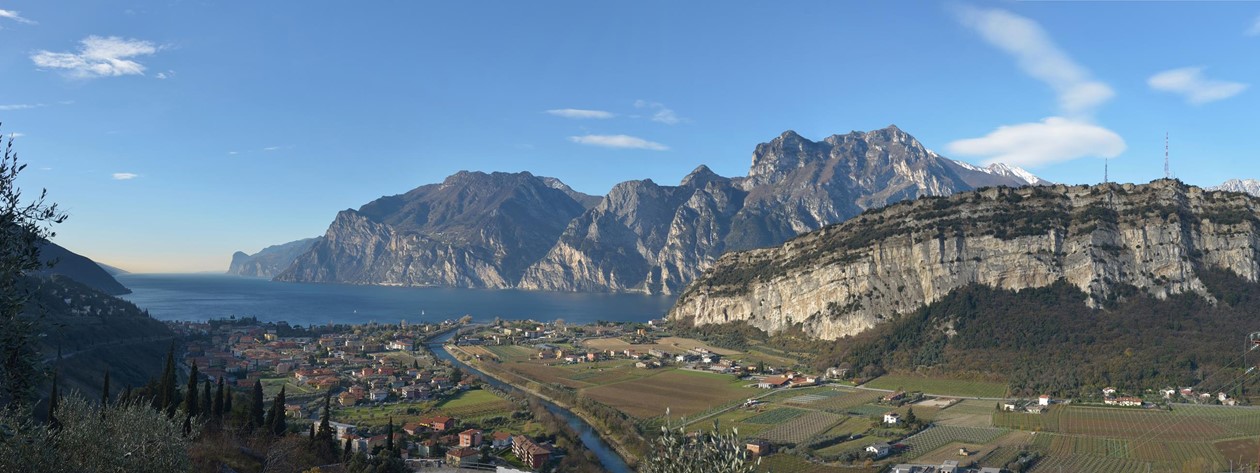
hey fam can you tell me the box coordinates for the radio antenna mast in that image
[1164,132,1170,180]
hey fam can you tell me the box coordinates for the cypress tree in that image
[343,438,352,460]
[200,378,211,419]
[159,343,178,417]
[182,415,192,437]
[249,380,265,430]
[267,386,287,436]
[120,385,132,406]
[317,390,332,440]
[223,387,233,421]
[385,416,394,452]
[309,423,316,441]
[184,364,199,418]
[47,371,60,430]
[100,369,110,407]
[212,377,224,423]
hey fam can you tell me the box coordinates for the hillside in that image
[272,126,1045,294]
[671,179,1260,340]
[35,241,131,295]
[28,275,174,400]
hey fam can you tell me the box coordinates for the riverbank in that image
[425,333,634,473]
[445,344,647,468]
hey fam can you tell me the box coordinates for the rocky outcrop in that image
[228,237,321,278]
[670,180,1260,340]
[276,171,591,287]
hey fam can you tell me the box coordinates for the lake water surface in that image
[118,274,677,325]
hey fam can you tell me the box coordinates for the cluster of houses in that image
[1001,394,1052,414]
[756,372,819,389]
[889,461,1003,473]
[327,416,554,469]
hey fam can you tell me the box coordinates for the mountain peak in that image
[681,164,723,187]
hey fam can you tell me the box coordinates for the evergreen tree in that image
[182,415,192,437]
[46,371,60,430]
[309,423,316,441]
[343,438,352,461]
[212,377,224,423]
[223,388,232,422]
[120,385,132,406]
[184,364,199,418]
[200,378,211,419]
[249,380,265,430]
[317,390,332,440]
[385,416,394,452]
[267,386,287,436]
[906,406,917,425]
[158,343,178,418]
[100,369,110,407]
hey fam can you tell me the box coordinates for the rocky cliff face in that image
[228,237,321,278]
[670,180,1260,340]
[276,171,591,287]
[36,241,131,295]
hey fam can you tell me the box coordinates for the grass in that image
[434,389,515,419]
[743,408,807,425]
[864,374,1007,398]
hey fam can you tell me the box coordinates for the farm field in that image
[578,336,743,357]
[434,389,515,420]
[864,375,1007,398]
[757,411,845,444]
[484,345,536,361]
[934,399,997,428]
[260,376,316,398]
[900,425,1008,459]
[995,405,1255,442]
[581,368,760,418]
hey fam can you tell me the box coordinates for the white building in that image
[883,412,901,425]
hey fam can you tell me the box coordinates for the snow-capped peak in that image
[1210,179,1260,197]
[945,158,1050,186]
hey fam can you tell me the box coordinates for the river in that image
[427,331,633,473]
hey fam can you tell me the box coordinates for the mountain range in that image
[237,125,1048,294]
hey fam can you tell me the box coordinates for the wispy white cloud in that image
[227,151,239,155]
[634,100,682,125]
[0,103,43,111]
[1247,15,1260,36]
[112,172,138,180]
[262,146,283,151]
[31,36,159,78]
[546,108,614,119]
[954,5,1113,117]
[568,134,669,151]
[0,8,35,25]
[9,132,24,138]
[155,70,175,80]
[947,117,1125,168]
[949,5,1124,169]
[1148,67,1247,105]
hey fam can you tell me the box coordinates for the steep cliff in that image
[670,179,1260,340]
[228,237,321,278]
[35,241,131,295]
[276,171,591,287]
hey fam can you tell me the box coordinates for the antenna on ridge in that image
[1104,157,1109,184]
[1164,132,1170,180]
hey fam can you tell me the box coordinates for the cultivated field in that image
[900,425,1008,459]
[934,399,996,428]
[758,411,845,444]
[864,375,1007,398]
[434,389,515,420]
[582,369,759,418]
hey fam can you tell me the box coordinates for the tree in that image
[183,364,199,418]
[158,343,178,418]
[46,371,60,430]
[641,422,758,473]
[316,391,332,440]
[100,369,110,407]
[385,416,394,452]
[906,406,917,425]
[250,380,265,430]
[212,377,224,423]
[0,126,67,412]
[343,438,352,461]
[268,386,287,436]
[222,387,232,422]
[200,378,211,419]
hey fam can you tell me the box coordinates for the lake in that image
[118,273,677,326]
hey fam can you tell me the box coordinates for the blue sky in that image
[1,1,1258,272]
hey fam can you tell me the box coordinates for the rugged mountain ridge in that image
[272,126,1046,293]
[1211,178,1260,197]
[670,179,1260,340]
[276,171,592,287]
[228,237,321,278]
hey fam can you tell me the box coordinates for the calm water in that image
[118,274,677,325]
